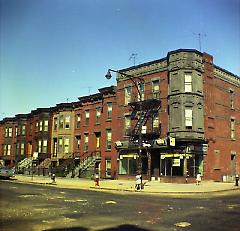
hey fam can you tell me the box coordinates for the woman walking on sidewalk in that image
[196,173,201,185]
[135,172,141,191]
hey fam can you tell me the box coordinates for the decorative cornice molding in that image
[214,66,240,87]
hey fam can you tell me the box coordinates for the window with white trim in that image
[85,110,90,126]
[65,115,71,129]
[20,143,25,155]
[96,107,101,124]
[124,86,132,105]
[44,120,48,131]
[185,108,193,128]
[84,134,89,151]
[42,140,48,153]
[64,137,69,154]
[152,79,160,99]
[184,74,192,92]
[107,102,112,120]
[106,129,112,150]
[76,114,81,128]
[230,118,235,139]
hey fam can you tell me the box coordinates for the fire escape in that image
[129,98,161,144]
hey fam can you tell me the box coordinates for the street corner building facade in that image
[0,49,239,182]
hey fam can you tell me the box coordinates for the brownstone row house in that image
[0,49,239,182]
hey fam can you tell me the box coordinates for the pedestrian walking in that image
[95,173,100,187]
[196,173,201,185]
[185,171,189,184]
[51,173,56,184]
[235,174,239,186]
[135,172,141,191]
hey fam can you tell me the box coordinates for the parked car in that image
[0,166,15,179]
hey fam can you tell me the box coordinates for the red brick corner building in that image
[114,49,239,182]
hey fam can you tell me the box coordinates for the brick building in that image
[0,49,239,182]
[113,49,239,182]
[74,86,117,178]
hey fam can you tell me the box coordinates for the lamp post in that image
[105,69,144,173]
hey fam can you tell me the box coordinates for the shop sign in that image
[172,159,181,167]
[161,153,193,159]
[120,154,138,159]
[156,138,167,146]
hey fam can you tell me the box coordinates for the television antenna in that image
[194,33,206,52]
[129,53,138,66]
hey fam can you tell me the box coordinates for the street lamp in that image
[105,69,144,173]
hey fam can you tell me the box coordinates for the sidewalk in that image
[14,174,240,195]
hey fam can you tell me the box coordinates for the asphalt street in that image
[0,180,240,231]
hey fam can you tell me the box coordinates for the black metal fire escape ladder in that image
[129,99,161,142]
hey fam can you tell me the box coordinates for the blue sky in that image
[0,0,239,119]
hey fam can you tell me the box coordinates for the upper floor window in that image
[59,115,64,129]
[95,132,101,150]
[20,143,25,155]
[76,114,81,128]
[65,115,71,129]
[58,137,63,153]
[84,133,89,151]
[184,74,192,92]
[138,82,145,101]
[106,129,112,150]
[64,137,70,154]
[35,122,39,132]
[125,86,132,105]
[124,115,131,136]
[76,135,81,150]
[85,110,90,126]
[4,127,13,137]
[152,79,160,99]
[54,117,58,130]
[230,89,234,109]
[44,120,48,131]
[107,102,112,120]
[185,108,193,129]
[230,118,235,140]
[15,127,18,136]
[96,107,101,124]
[38,140,42,153]
[9,127,13,137]
[4,128,8,137]
[42,140,48,153]
[3,144,11,156]
[22,125,26,135]
[7,144,11,155]
[39,121,43,131]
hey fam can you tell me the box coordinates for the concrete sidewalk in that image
[13,174,240,195]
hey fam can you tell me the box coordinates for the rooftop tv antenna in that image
[129,53,138,66]
[194,33,206,52]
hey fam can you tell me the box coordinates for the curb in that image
[12,179,240,196]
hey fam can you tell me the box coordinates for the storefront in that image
[117,146,205,180]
